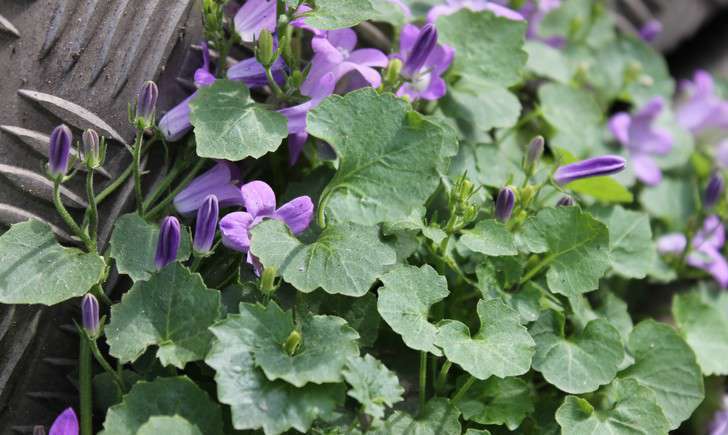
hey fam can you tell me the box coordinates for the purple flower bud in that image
[526,135,545,166]
[155,216,181,270]
[556,195,575,207]
[48,408,78,435]
[639,19,662,42]
[136,81,159,127]
[705,173,724,208]
[81,293,100,336]
[81,129,99,159]
[402,23,438,78]
[495,187,515,222]
[33,426,45,435]
[553,155,626,185]
[48,124,72,177]
[194,195,219,253]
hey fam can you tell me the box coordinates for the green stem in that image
[265,65,286,100]
[519,254,552,285]
[91,283,112,306]
[96,164,133,204]
[132,129,145,214]
[79,334,92,435]
[497,108,542,146]
[190,255,202,272]
[143,159,187,210]
[419,351,427,409]
[89,339,125,391]
[86,169,98,242]
[145,159,207,219]
[452,375,476,403]
[435,360,452,394]
[53,179,94,251]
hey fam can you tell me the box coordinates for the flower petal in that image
[608,112,631,146]
[227,56,286,88]
[275,196,314,234]
[234,0,277,43]
[631,153,662,186]
[688,247,728,288]
[241,180,277,217]
[220,211,254,252]
[327,28,358,52]
[288,132,308,165]
[656,233,687,254]
[49,407,79,435]
[348,48,389,67]
[173,161,243,214]
[158,94,194,141]
[693,215,725,251]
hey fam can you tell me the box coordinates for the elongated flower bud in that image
[33,426,45,435]
[155,216,181,270]
[402,24,437,78]
[553,155,626,185]
[48,124,72,177]
[194,195,219,254]
[81,293,100,336]
[526,136,545,167]
[705,173,724,208]
[256,29,276,67]
[556,195,575,207]
[495,187,515,222]
[639,19,662,42]
[81,128,104,168]
[136,81,159,128]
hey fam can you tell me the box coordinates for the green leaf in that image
[565,176,634,203]
[0,220,105,305]
[370,0,406,25]
[343,354,404,419]
[524,41,573,83]
[435,299,535,379]
[377,265,450,355]
[440,84,521,140]
[207,308,344,435]
[529,310,624,394]
[190,80,288,160]
[673,290,728,375]
[591,206,655,278]
[300,291,381,347]
[437,10,527,87]
[379,398,461,435]
[455,376,534,430]
[555,378,670,435]
[137,416,202,435]
[459,219,518,256]
[619,320,704,429]
[237,301,359,386]
[99,376,223,435]
[472,142,526,188]
[639,177,697,230]
[250,220,396,296]
[539,83,602,157]
[105,263,222,368]
[519,207,610,296]
[308,89,446,226]
[109,213,191,282]
[304,0,377,29]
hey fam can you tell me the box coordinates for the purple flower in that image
[227,56,287,87]
[608,97,673,186]
[219,180,313,272]
[48,124,72,177]
[234,0,277,43]
[159,43,216,141]
[639,19,662,42]
[657,215,728,288]
[553,155,626,185]
[155,216,181,270]
[49,408,78,435]
[81,294,100,336]
[526,135,545,166]
[300,29,388,97]
[394,24,454,101]
[705,173,725,209]
[427,0,524,23]
[194,195,219,254]
[709,396,728,435]
[520,0,565,48]
[174,161,244,214]
[676,70,728,136]
[718,140,728,169]
[495,187,515,222]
